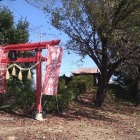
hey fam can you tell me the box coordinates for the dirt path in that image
[0,90,140,140]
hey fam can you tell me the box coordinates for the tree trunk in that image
[94,75,108,107]
[136,77,140,106]
[94,37,108,107]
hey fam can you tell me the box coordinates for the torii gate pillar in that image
[35,48,42,112]
[34,48,44,120]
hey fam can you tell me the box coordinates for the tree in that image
[26,0,140,107]
[0,6,35,108]
[114,51,140,106]
[0,6,29,44]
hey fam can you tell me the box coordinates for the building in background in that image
[71,68,100,85]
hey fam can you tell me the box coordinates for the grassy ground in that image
[0,88,140,140]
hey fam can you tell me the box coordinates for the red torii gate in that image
[1,40,60,118]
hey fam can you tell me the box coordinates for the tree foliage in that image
[0,6,35,108]
[26,0,140,107]
[114,49,140,106]
[0,7,29,45]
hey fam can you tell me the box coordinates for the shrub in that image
[13,90,36,109]
[42,88,80,112]
[58,76,66,91]
[127,80,137,98]
[107,84,133,101]
[1,84,36,110]
[67,75,94,93]
[43,75,94,113]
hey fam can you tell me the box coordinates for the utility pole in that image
[40,30,42,42]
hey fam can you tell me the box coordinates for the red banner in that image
[42,46,63,95]
[0,48,7,93]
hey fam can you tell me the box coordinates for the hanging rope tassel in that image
[18,70,22,81]
[0,61,41,80]
[27,69,31,80]
[6,69,10,80]
[12,66,16,76]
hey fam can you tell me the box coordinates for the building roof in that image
[71,68,100,76]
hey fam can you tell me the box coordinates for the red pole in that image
[35,48,42,112]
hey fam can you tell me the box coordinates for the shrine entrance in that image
[0,40,63,120]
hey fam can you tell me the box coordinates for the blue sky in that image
[0,0,96,77]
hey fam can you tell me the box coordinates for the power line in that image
[4,0,41,41]
[3,0,50,41]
